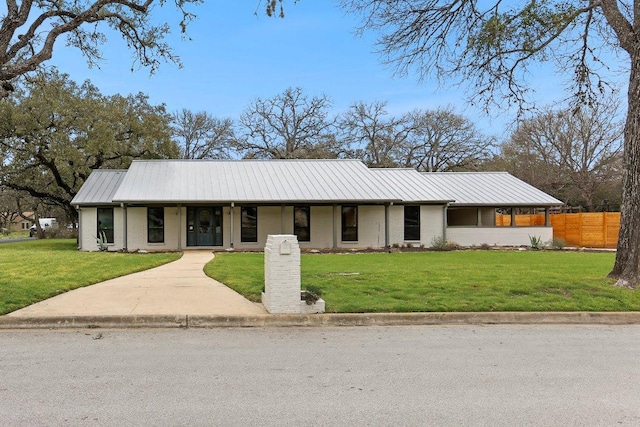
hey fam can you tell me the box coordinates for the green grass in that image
[205,251,640,312]
[0,231,29,239]
[0,239,181,315]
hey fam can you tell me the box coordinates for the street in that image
[1,325,639,426]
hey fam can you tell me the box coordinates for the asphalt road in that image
[1,325,639,426]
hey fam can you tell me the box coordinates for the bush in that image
[46,228,78,239]
[551,237,566,250]
[430,236,459,251]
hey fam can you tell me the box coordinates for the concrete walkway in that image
[7,251,267,317]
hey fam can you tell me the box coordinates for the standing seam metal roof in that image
[420,172,563,206]
[71,170,127,205]
[71,161,564,206]
[111,159,402,203]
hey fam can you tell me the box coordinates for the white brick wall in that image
[447,226,553,247]
[262,235,301,314]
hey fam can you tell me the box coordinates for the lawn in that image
[205,250,640,312]
[0,231,29,240]
[0,239,181,315]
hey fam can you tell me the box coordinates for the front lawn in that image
[205,250,640,312]
[0,239,181,315]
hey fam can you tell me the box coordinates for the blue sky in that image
[46,1,626,139]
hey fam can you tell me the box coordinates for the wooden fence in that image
[496,212,620,248]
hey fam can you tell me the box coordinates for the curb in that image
[2,312,640,329]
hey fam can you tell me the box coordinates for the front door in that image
[187,207,223,246]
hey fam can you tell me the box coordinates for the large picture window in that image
[148,207,164,243]
[241,206,258,243]
[294,206,311,242]
[341,206,358,242]
[97,208,114,244]
[404,206,421,241]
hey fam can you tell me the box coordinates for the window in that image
[241,206,258,243]
[341,206,358,241]
[97,208,114,244]
[148,207,164,243]
[404,206,421,241]
[294,206,311,242]
[21,221,29,230]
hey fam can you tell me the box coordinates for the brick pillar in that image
[262,234,301,314]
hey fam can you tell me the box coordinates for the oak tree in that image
[172,109,234,160]
[341,0,640,288]
[0,0,200,97]
[0,70,178,219]
[235,87,339,159]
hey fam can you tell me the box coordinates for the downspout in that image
[177,204,182,251]
[76,206,82,250]
[229,202,234,249]
[121,203,128,252]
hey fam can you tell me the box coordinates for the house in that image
[3,212,34,233]
[70,159,562,252]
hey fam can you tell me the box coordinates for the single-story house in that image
[3,212,34,233]
[70,159,562,252]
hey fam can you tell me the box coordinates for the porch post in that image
[510,208,516,227]
[545,207,550,227]
[281,204,286,233]
[384,203,390,249]
[230,202,234,249]
[333,204,338,249]
[177,204,182,251]
[477,208,482,226]
[443,203,449,241]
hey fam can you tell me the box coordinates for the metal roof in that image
[420,172,563,206]
[111,159,402,204]
[72,162,563,207]
[71,170,127,205]
[369,168,454,203]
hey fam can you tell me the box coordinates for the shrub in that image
[430,236,459,251]
[302,284,323,305]
[551,237,566,250]
[529,235,543,250]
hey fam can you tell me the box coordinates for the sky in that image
[44,1,627,140]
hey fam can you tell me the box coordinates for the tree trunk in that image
[609,49,640,288]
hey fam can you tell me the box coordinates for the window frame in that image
[147,207,165,244]
[404,205,421,241]
[293,206,311,242]
[240,206,258,243]
[341,205,358,242]
[97,207,114,244]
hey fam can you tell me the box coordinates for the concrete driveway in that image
[6,251,267,317]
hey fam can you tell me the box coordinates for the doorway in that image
[187,207,223,246]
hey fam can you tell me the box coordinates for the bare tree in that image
[340,101,410,167]
[340,0,640,288]
[398,107,493,172]
[235,87,339,159]
[172,110,234,160]
[499,100,623,211]
[0,0,200,97]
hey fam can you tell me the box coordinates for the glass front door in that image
[187,207,223,246]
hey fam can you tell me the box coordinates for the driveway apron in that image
[7,251,267,317]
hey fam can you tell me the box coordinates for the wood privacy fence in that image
[495,212,620,248]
